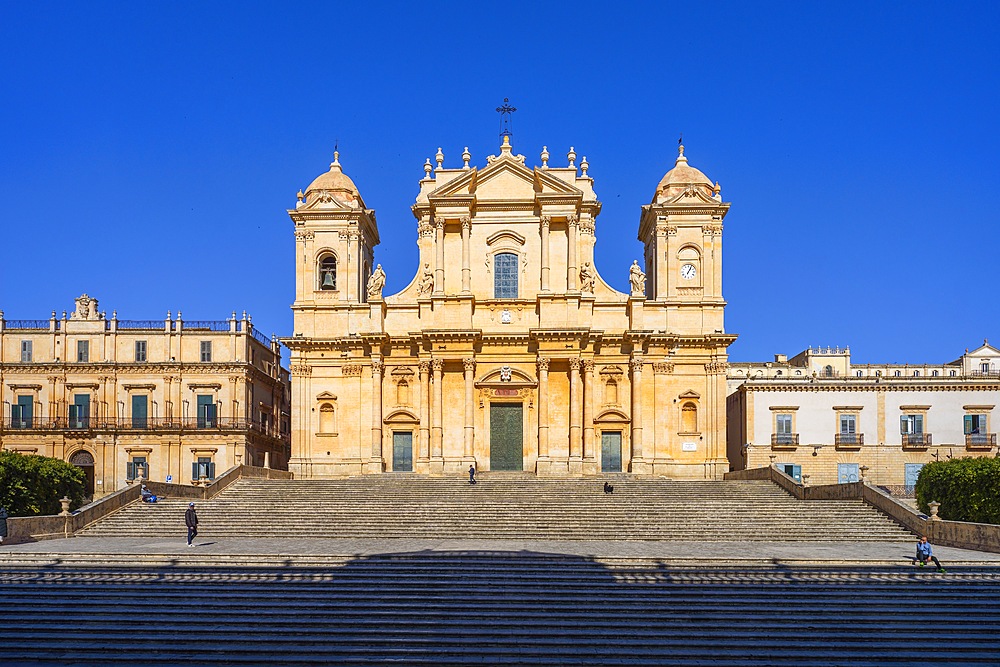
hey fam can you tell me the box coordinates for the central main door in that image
[490,403,523,471]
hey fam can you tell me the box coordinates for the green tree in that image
[915,457,1000,524]
[0,451,86,516]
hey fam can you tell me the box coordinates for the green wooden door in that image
[601,431,622,472]
[490,403,523,471]
[393,432,413,472]
[132,395,148,429]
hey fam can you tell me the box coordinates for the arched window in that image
[824,365,834,377]
[950,370,957,376]
[318,255,337,290]
[856,370,863,377]
[932,370,939,377]
[913,370,920,377]
[894,370,901,377]
[494,252,519,298]
[681,402,698,432]
[775,370,782,376]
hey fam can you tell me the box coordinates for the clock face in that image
[681,263,697,280]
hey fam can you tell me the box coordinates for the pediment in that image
[477,366,537,386]
[595,408,630,422]
[427,156,582,202]
[384,409,419,423]
[678,390,701,400]
[662,185,720,206]
[487,230,526,247]
[968,343,1000,357]
[316,391,337,401]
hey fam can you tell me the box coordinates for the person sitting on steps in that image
[916,536,945,573]
[603,481,614,494]
[140,484,158,503]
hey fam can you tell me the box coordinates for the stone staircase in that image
[78,476,914,541]
[1,554,998,665]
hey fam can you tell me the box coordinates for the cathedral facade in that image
[285,137,734,478]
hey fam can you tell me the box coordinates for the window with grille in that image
[494,252,518,299]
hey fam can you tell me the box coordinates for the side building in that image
[0,295,291,498]
[727,342,1000,488]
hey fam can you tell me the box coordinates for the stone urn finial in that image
[928,501,941,521]
[59,496,72,516]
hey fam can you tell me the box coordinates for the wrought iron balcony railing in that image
[835,433,864,447]
[966,433,997,448]
[0,417,288,441]
[902,433,932,447]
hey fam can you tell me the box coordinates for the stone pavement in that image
[3,536,1000,566]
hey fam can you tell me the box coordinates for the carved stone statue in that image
[367,264,386,299]
[629,260,646,296]
[417,263,434,296]
[72,294,102,320]
[579,261,596,293]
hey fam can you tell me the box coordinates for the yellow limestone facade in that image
[285,138,735,478]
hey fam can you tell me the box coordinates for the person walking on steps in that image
[468,465,476,485]
[185,502,199,547]
[916,536,945,572]
[0,506,8,544]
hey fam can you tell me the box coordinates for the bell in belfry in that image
[321,270,336,289]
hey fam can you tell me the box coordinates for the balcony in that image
[771,433,799,448]
[0,417,289,443]
[966,433,997,451]
[901,433,932,449]
[835,433,864,449]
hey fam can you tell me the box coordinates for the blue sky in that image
[1,2,997,363]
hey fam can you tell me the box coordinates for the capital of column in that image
[566,213,579,227]
[630,357,644,373]
[434,216,446,229]
[569,357,582,371]
[460,216,471,231]
[537,357,551,372]
[540,215,551,229]
[581,359,595,373]
[431,358,444,372]
[418,360,432,374]
[463,357,476,373]
[371,359,384,375]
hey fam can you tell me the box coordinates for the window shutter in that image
[965,415,974,435]
[914,415,923,434]
[208,462,216,480]
[127,462,135,481]
[192,462,199,479]
[900,416,909,434]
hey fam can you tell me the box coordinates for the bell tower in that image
[288,151,380,338]
[638,143,729,336]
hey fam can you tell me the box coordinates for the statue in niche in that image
[417,263,434,296]
[629,260,646,296]
[366,264,386,299]
[579,262,596,293]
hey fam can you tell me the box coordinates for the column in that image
[461,217,471,293]
[630,356,644,462]
[434,217,445,295]
[582,360,595,463]
[656,226,668,300]
[567,214,579,291]
[431,358,443,458]
[569,357,582,458]
[347,232,359,302]
[371,358,384,466]
[463,357,476,458]
[418,360,431,461]
[537,357,550,459]
[540,215,551,291]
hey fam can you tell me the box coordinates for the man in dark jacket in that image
[185,502,198,547]
[0,506,8,544]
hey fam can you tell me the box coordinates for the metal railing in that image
[116,320,167,330]
[771,433,799,446]
[182,320,230,331]
[0,417,289,441]
[835,433,864,446]
[902,433,932,447]
[250,327,271,347]
[966,433,997,447]
[5,320,49,329]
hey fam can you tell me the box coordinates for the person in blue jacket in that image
[916,536,945,573]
